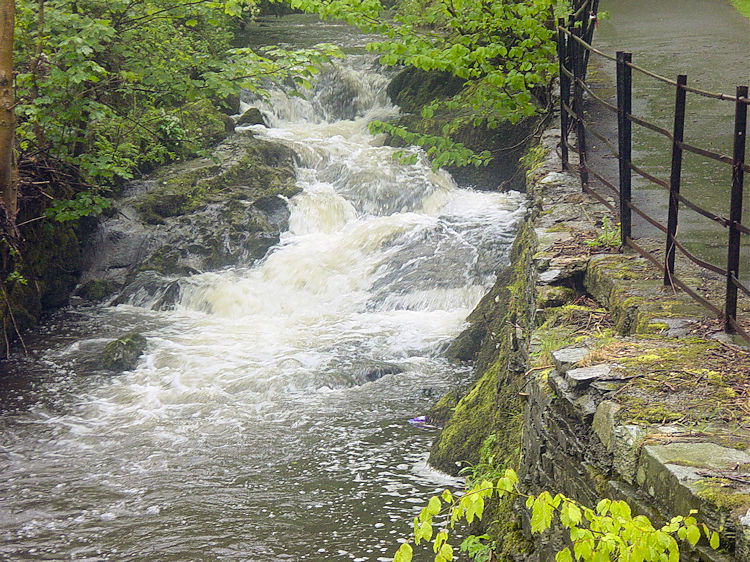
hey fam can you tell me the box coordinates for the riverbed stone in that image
[100,332,147,372]
[237,107,266,126]
[79,132,299,297]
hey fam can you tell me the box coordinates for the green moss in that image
[134,137,298,224]
[177,99,234,149]
[426,390,460,425]
[696,478,750,512]
[100,331,147,372]
[77,279,119,302]
[519,141,546,174]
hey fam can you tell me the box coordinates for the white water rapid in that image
[0,46,525,561]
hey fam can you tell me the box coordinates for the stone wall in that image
[429,128,750,560]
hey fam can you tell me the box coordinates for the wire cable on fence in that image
[558,26,617,62]
[727,317,750,342]
[677,140,734,166]
[626,239,723,316]
[582,122,620,158]
[674,193,731,228]
[583,184,618,214]
[577,79,619,112]
[669,234,728,276]
[629,163,670,190]
[627,201,669,234]
[559,22,749,105]
[589,169,620,197]
[627,113,673,140]
[731,274,750,299]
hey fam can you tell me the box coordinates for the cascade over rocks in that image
[385,67,539,192]
[78,131,300,306]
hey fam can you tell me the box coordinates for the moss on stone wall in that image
[428,208,540,558]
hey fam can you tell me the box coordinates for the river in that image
[0,16,525,561]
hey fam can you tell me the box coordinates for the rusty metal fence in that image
[556,0,749,344]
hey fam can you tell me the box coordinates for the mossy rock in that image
[237,107,266,126]
[100,332,147,372]
[444,266,512,364]
[76,280,120,302]
[386,68,465,113]
[178,99,234,149]
[426,390,460,426]
[385,67,540,191]
[218,93,241,115]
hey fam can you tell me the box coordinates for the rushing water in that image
[0,19,525,561]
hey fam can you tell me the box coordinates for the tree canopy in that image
[1,0,567,225]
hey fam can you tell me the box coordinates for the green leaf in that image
[686,525,701,546]
[438,543,453,561]
[393,542,413,562]
[555,547,573,562]
[427,496,441,517]
[710,531,720,549]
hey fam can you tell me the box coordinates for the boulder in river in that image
[237,107,266,126]
[78,131,300,306]
[100,332,147,372]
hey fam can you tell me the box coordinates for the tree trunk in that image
[0,0,18,224]
[30,0,45,150]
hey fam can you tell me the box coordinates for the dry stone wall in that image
[431,127,750,560]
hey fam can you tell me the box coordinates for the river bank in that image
[427,121,750,559]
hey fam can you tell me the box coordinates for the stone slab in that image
[566,364,612,388]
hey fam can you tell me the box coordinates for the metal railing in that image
[557,0,749,343]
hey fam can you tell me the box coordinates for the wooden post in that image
[0,0,18,223]
[572,26,588,193]
[616,51,632,246]
[725,85,748,333]
[557,18,570,171]
[664,75,687,286]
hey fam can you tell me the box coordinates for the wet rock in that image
[237,107,266,126]
[219,93,241,115]
[79,133,300,296]
[354,360,405,382]
[112,271,182,310]
[566,364,613,389]
[100,332,147,372]
[537,285,576,308]
[385,67,539,191]
[426,390,459,425]
[75,279,119,302]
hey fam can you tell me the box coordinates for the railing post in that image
[616,52,632,246]
[572,26,588,193]
[664,75,687,286]
[557,18,570,171]
[725,85,748,333]
[582,0,599,82]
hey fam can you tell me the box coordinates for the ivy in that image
[392,469,722,562]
